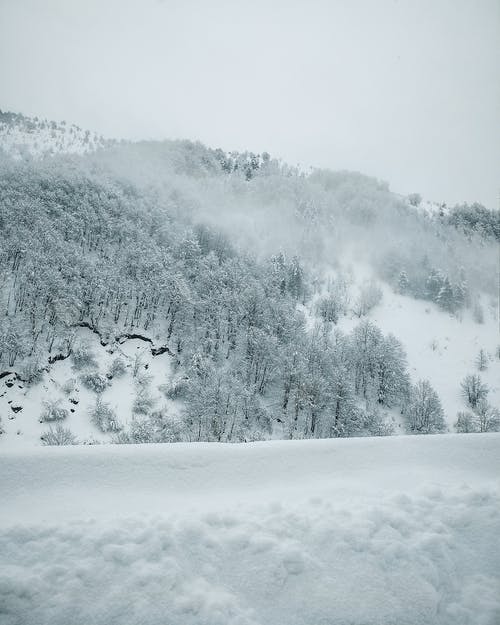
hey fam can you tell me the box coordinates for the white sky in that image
[0,0,498,208]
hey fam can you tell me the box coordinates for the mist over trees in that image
[1,119,498,442]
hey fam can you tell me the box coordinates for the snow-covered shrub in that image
[135,371,153,387]
[114,409,182,444]
[19,357,44,384]
[361,410,395,437]
[81,436,101,445]
[61,378,77,395]
[89,397,122,433]
[108,357,127,378]
[455,404,500,434]
[352,282,383,318]
[0,416,4,436]
[132,352,145,378]
[454,411,477,433]
[71,344,97,370]
[80,372,109,393]
[475,400,500,433]
[160,376,189,400]
[40,399,69,422]
[41,424,78,445]
[133,384,155,415]
[316,294,343,324]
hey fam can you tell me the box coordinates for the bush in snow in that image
[108,357,127,378]
[114,409,182,444]
[361,410,395,437]
[316,293,345,325]
[133,383,155,415]
[160,375,189,400]
[460,374,488,409]
[41,424,78,445]
[352,282,383,318]
[132,352,145,378]
[404,379,446,434]
[71,344,97,370]
[80,372,109,393]
[19,356,44,384]
[455,404,500,434]
[40,399,69,422]
[89,397,122,433]
[81,436,101,445]
[474,400,500,433]
[454,411,477,433]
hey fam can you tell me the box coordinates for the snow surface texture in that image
[1,434,499,625]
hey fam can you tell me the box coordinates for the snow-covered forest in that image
[0,112,499,448]
[2,0,500,621]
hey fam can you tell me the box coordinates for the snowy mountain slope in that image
[0,328,177,449]
[303,267,499,430]
[0,111,498,446]
[0,110,107,159]
[1,278,497,449]
[366,285,499,423]
[1,434,499,624]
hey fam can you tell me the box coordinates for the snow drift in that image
[1,434,500,625]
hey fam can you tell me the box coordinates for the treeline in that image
[379,252,470,314]
[446,202,500,242]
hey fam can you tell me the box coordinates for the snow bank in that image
[1,435,500,625]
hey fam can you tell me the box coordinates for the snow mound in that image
[1,434,499,624]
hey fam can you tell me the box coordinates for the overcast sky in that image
[0,0,498,207]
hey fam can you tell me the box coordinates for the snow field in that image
[1,434,499,624]
[368,284,500,424]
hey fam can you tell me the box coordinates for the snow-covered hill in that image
[1,272,498,449]
[0,110,107,159]
[1,434,499,624]
[335,280,500,426]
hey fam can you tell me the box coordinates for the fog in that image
[76,139,497,301]
[1,0,498,209]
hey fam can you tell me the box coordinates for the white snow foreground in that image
[1,435,499,625]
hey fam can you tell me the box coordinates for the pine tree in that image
[475,349,488,372]
[436,277,455,313]
[425,269,443,302]
[397,270,409,294]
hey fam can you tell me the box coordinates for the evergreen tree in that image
[436,277,455,313]
[397,270,409,294]
[475,349,488,372]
